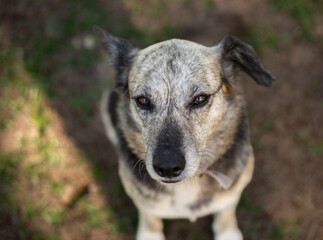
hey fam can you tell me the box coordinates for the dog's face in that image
[128,40,226,183]
[94,26,276,183]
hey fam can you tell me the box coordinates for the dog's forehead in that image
[128,39,222,96]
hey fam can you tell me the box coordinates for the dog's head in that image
[94,26,276,184]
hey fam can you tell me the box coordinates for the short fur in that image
[94,25,276,240]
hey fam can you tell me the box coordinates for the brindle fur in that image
[94,25,276,240]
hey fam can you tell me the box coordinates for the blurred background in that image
[0,0,322,239]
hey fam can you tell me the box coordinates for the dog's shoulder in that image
[212,111,252,182]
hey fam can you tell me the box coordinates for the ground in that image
[0,0,322,239]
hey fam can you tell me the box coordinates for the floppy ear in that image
[217,35,276,87]
[93,25,138,91]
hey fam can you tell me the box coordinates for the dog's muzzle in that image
[152,142,185,179]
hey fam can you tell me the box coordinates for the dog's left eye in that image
[192,95,209,107]
[135,96,152,110]
[138,97,149,105]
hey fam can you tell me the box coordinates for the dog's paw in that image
[215,229,243,240]
[137,231,165,240]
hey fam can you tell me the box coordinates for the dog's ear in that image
[93,25,138,91]
[215,35,276,87]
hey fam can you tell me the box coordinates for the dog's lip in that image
[161,179,181,184]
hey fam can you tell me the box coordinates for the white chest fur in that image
[138,179,238,222]
[119,155,254,222]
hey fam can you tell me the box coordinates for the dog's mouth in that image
[161,179,181,184]
[157,170,233,188]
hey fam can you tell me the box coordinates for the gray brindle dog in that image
[93,25,276,240]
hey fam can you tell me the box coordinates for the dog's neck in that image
[205,107,251,186]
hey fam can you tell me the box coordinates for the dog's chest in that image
[142,180,237,222]
[158,182,210,222]
[121,168,238,222]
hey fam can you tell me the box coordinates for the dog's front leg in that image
[213,204,243,240]
[136,211,165,240]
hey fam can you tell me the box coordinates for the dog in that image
[93,25,276,240]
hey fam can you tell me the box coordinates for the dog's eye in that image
[138,97,149,105]
[192,95,209,107]
[136,96,152,110]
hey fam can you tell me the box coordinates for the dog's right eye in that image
[135,96,152,110]
[138,97,149,105]
[191,94,209,108]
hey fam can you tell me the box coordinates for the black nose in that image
[153,147,185,178]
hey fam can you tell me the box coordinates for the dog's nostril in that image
[155,167,164,177]
[153,162,185,178]
[173,167,182,177]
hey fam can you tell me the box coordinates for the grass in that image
[239,193,301,239]
[239,193,264,218]
[149,0,170,19]
[204,0,215,10]
[2,9,148,235]
[260,117,274,132]
[84,204,109,228]
[0,46,63,239]
[0,118,12,130]
[22,136,62,185]
[0,48,26,129]
[24,200,40,219]
[43,207,66,226]
[0,47,65,238]
[65,77,111,122]
[51,181,64,196]
[109,212,137,235]
[270,0,322,40]
[10,0,176,126]
[105,204,137,235]
[297,133,323,157]
[187,231,208,240]
[0,47,21,85]
[239,193,270,237]
[0,151,62,240]
[269,220,301,240]
[187,232,203,240]
[30,92,51,136]
[246,24,281,54]
[0,151,21,217]
[0,151,21,186]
